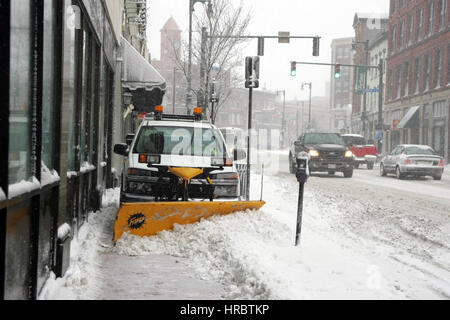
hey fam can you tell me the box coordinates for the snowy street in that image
[40,151,450,300]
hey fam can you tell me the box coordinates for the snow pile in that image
[114,209,289,299]
[41,162,60,187]
[39,189,120,300]
[8,177,40,199]
[80,162,96,173]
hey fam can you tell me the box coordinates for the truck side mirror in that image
[126,133,135,146]
[114,143,129,156]
[294,140,303,147]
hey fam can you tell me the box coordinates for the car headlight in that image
[308,150,320,157]
[345,150,353,158]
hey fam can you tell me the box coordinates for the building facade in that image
[385,0,449,161]
[366,31,388,149]
[0,0,165,300]
[330,37,355,134]
[351,13,389,135]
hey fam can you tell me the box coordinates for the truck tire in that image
[343,169,353,178]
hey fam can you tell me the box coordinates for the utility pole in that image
[377,58,384,154]
[187,0,211,114]
[302,82,312,129]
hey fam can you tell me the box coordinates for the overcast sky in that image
[147,0,390,102]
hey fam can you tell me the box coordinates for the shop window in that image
[65,6,78,172]
[42,0,57,170]
[9,0,31,184]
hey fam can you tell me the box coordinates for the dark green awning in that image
[397,106,420,129]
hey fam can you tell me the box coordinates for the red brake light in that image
[405,158,411,165]
[439,158,444,166]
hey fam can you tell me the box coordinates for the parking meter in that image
[295,152,309,246]
[296,153,310,184]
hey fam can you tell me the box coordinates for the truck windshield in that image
[304,133,346,146]
[342,136,365,146]
[134,126,226,157]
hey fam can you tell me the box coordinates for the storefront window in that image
[42,0,56,170]
[80,30,89,164]
[9,0,31,184]
[66,7,78,172]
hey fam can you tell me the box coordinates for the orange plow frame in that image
[113,201,266,242]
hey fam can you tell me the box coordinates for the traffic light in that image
[245,56,260,88]
[290,61,297,76]
[334,64,341,79]
[313,37,320,57]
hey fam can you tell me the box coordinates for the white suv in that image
[114,109,246,202]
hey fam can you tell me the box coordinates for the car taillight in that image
[405,158,411,165]
[439,158,444,167]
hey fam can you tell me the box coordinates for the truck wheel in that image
[433,174,442,181]
[343,169,353,178]
[367,162,374,170]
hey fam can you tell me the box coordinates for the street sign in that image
[278,31,290,43]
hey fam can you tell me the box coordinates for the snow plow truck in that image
[112,106,265,242]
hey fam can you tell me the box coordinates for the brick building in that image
[385,0,449,161]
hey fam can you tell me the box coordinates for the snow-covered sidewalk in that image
[40,169,450,300]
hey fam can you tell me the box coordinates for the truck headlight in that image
[308,150,320,157]
[345,150,354,158]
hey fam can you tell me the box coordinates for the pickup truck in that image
[341,134,377,170]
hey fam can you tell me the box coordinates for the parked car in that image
[380,144,445,180]
[289,131,354,178]
[341,134,377,170]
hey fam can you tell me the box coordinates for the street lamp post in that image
[301,82,312,129]
[187,0,212,114]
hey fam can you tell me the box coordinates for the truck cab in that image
[341,134,378,170]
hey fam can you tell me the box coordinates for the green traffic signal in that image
[290,62,296,77]
[334,64,341,79]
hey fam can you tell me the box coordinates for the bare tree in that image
[165,0,252,118]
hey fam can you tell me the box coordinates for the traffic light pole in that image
[293,61,383,142]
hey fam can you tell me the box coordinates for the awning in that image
[397,106,420,129]
[121,36,166,112]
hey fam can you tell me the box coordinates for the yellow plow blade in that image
[113,201,265,242]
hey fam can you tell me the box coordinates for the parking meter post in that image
[295,153,309,246]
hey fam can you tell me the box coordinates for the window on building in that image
[434,48,442,88]
[407,13,414,46]
[396,66,402,99]
[388,69,394,100]
[433,101,446,118]
[9,0,31,184]
[399,20,405,50]
[404,61,410,96]
[390,25,397,54]
[447,43,450,85]
[42,0,57,171]
[423,53,431,91]
[414,57,420,93]
[426,0,434,37]
[66,7,79,172]
[438,0,447,30]
[417,7,424,41]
